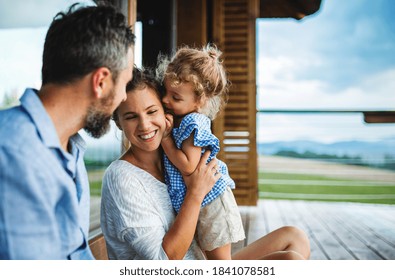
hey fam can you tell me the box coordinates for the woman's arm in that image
[162,151,220,259]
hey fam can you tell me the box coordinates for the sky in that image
[0,0,394,146]
[0,0,96,99]
[256,0,395,143]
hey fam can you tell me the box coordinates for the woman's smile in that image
[139,130,158,141]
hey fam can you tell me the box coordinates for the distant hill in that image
[82,134,395,168]
[258,137,395,163]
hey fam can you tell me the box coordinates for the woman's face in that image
[116,87,166,153]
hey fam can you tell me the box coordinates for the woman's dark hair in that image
[126,66,163,93]
[112,66,163,123]
[42,4,135,85]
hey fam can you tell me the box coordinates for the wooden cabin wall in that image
[177,0,207,47]
[215,0,259,206]
[177,0,259,206]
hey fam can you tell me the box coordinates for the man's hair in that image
[42,4,135,85]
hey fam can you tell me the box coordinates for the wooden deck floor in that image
[91,197,395,259]
[234,199,395,260]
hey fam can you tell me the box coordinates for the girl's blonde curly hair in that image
[156,44,230,120]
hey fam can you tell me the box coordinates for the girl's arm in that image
[162,151,220,259]
[161,134,202,176]
[161,114,201,175]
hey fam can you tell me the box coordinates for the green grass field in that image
[90,180,102,196]
[88,167,395,205]
[259,171,395,204]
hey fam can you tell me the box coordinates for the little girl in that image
[158,44,245,260]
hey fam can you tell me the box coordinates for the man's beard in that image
[84,90,115,139]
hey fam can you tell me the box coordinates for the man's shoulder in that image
[0,106,41,149]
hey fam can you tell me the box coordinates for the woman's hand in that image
[182,150,221,201]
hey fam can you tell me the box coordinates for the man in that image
[0,4,135,259]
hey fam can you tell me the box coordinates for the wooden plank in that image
[127,0,136,27]
[227,160,251,166]
[224,46,248,53]
[226,98,249,104]
[224,29,249,36]
[238,206,268,244]
[89,234,108,260]
[226,65,249,72]
[328,203,395,259]
[253,200,330,260]
[364,111,395,123]
[271,200,329,260]
[287,200,329,260]
[225,104,249,110]
[259,200,286,234]
[223,34,248,42]
[224,17,249,25]
[235,181,253,186]
[226,82,252,91]
[225,119,249,125]
[223,144,250,148]
[306,202,383,260]
[225,94,249,101]
[299,201,356,259]
[234,182,255,188]
[366,204,395,224]
[224,153,249,159]
[177,0,206,46]
[89,196,101,233]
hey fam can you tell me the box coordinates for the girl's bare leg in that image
[232,226,310,260]
[205,243,232,260]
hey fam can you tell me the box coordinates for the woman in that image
[100,67,310,260]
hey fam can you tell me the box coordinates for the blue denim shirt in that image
[0,89,94,259]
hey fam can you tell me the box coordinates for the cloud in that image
[0,28,46,98]
[256,0,395,143]
[257,110,395,143]
[257,60,395,110]
[257,0,395,110]
[0,0,96,28]
[257,0,395,94]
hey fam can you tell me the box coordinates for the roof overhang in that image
[260,0,322,20]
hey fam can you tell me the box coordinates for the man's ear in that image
[92,67,112,99]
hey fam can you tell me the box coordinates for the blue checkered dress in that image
[163,113,235,213]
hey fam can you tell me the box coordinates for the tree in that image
[1,88,20,109]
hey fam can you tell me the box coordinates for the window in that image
[257,0,395,204]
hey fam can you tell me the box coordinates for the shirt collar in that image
[20,88,61,148]
[70,133,87,154]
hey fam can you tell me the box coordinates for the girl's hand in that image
[163,113,174,140]
[182,150,221,201]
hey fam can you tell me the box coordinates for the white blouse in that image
[100,160,204,260]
